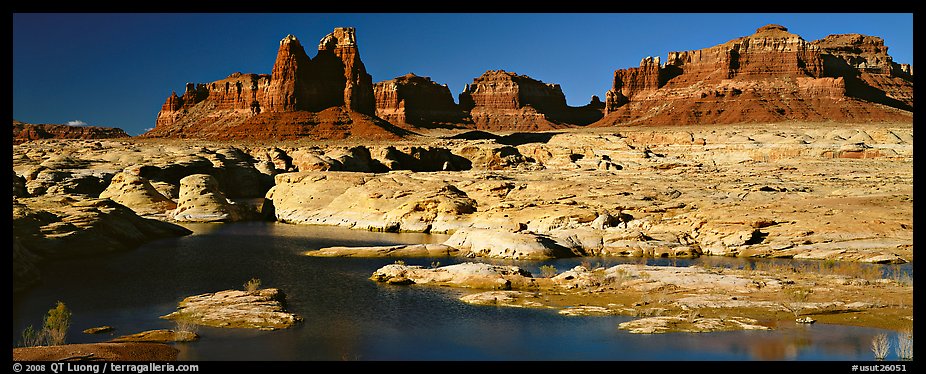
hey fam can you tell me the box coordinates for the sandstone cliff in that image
[595,24,913,127]
[13,120,129,145]
[145,28,407,140]
[459,70,604,131]
[374,73,469,129]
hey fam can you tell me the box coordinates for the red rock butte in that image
[458,70,605,131]
[593,24,912,127]
[374,71,604,131]
[143,24,912,140]
[12,120,129,145]
[144,27,411,141]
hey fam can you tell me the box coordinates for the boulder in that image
[99,172,177,216]
[305,244,458,257]
[443,228,578,259]
[370,262,537,290]
[171,174,246,222]
[13,194,191,292]
[459,290,545,307]
[618,316,770,334]
[110,329,198,343]
[161,288,302,330]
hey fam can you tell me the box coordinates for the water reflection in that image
[11,222,910,361]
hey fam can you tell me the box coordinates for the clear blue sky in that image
[13,13,913,136]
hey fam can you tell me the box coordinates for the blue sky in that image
[12,13,913,136]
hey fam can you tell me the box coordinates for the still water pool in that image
[11,222,910,361]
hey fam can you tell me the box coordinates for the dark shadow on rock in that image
[821,55,913,112]
[497,132,563,146]
[444,130,501,141]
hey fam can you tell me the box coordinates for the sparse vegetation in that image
[580,259,604,271]
[605,268,628,289]
[787,286,813,303]
[244,278,262,292]
[784,286,813,317]
[19,301,73,347]
[895,329,913,361]
[754,260,882,281]
[685,309,701,323]
[539,265,558,278]
[889,265,913,286]
[394,260,406,266]
[871,333,891,360]
[43,301,72,346]
[172,312,199,334]
[430,261,441,269]
[18,325,43,348]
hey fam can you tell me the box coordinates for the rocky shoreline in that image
[11,122,913,337]
[370,261,912,333]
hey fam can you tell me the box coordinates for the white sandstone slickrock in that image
[161,288,301,330]
[171,174,246,222]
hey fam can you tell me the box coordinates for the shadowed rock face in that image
[596,24,913,127]
[145,28,404,141]
[12,194,192,292]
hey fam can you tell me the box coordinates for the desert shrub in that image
[784,286,813,317]
[539,265,558,278]
[895,329,913,361]
[754,260,882,281]
[244,278,262,292]
[871,333,891,360]
[172,312,199,334]
[43,301,71,346]
[787,286,813,303]
[18,325,44,347]
[604,268,628,289]
[685,309,701,322]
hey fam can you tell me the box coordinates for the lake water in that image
[11,222,912,361]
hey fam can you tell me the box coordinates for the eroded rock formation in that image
[459,70,603,131]
[145,28,407,140]
[171,174,248,222]
[12,194,191,292]
[161,288,302,330]
[596,24,913,127]
[374,73,468,129]
[13,120,129,145]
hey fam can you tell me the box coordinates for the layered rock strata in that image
[161,288,302,330]
[13,122,913,266]
[146,28,407,140]
[13,120,129,145]
[374,73,469,129]
[459,70,604,130]
[596,24,913,127]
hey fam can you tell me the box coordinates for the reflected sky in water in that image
[11,222,911,361]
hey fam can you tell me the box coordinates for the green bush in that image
[43,301,71,346]
[539,265,557,278]
[244,278,262,292]
[17,301,73,347]
[18,325,43,347]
